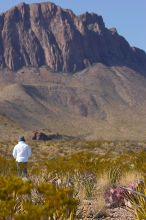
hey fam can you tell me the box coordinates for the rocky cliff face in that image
[0,2,146,73]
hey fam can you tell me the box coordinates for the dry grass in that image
[119,171,143,186]
[0,140,146,219]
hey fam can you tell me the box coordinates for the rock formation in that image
[0,2,146,74]
[32,131,73,141]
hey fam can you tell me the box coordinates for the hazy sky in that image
[1,0,146,52]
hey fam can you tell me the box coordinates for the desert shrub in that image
[30,150,146,202]
[0,156,16,176]
[0,175,78,220]
[104,150,146,210]
[0,176,32,219]
[1,141,146,219]
[124,178,146,220]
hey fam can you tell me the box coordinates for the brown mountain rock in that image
[0,2,146,140]
[0,2,146,74]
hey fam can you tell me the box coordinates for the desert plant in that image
[124,178,146,220]
[108,166,123,185]
[104,185,125,208]
[0,176,32,219]
[0,175,78,220]
[0,156,16,176]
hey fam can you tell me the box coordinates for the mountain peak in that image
[0,2,146,74]
[80,12,105,30]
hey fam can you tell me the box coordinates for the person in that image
[12,136,31,177]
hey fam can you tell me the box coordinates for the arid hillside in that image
[0,64,146,140]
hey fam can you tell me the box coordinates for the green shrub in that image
[0,175,77,220]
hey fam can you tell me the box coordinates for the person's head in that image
[18,136,25,142]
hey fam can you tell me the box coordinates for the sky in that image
[0,0,146,52]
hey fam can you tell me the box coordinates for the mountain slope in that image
[0,2,146,140]
[0,2,146,74]
[0,64,146,140]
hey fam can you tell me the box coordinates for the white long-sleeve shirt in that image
[13,141,31,162]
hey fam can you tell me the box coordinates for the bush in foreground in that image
[0,176,78,220]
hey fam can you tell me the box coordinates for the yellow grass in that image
[119,171,143,186]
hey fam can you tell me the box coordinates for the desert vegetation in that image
[0,140,146,219]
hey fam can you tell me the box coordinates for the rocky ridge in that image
[0,2,146,74]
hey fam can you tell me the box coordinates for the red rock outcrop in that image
[0,2,146,74]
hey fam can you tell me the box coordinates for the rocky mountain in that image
[0,2,146,74]
[0,2,146,140]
